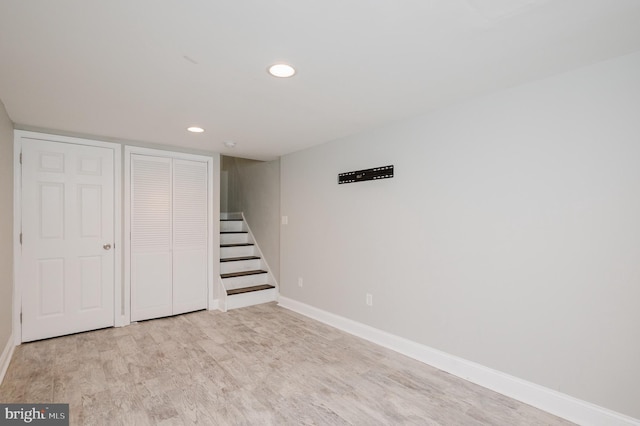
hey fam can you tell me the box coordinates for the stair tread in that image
[220,243,254,247]
[227,284,275,296]
[220,231,248,234]
[221,269,268,279]
[220,256,261,262]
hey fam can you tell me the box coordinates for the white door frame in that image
[13,130,123,345]
[124,146,219,326]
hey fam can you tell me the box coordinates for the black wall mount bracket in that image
[338,165,394,184]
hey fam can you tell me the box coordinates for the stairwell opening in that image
[219,155,281,310]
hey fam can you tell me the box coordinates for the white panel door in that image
[130,154,173,321]
[172,159,208,315]
[21,139,115,342]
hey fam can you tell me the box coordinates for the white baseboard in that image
[278,297,640,426]
[0,334,15,386]
[208,298,220,311]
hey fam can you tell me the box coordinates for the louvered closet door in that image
[130,155,173,321]
[172,159,208,315]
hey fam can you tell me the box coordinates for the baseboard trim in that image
[278,297,639,426]
[208,298,220,311]
[0,334,15,386]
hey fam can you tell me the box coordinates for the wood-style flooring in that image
[0,303,572,425]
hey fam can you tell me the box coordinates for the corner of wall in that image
[0,98,14,365]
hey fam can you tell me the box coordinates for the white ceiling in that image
[1,0,640,160]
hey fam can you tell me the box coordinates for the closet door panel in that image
[173,250,207,314]
[130,155,173,321]
[172,159,208,314]
[131,252,172,320]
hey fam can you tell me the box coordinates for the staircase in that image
[218,213,278,311]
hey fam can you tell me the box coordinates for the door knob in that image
[103,244,112,250]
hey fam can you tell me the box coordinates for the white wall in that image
[280,50,640,419]
[0,100,13,353]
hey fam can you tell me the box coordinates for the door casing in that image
[124,145,218,324]
[13,130,122,344]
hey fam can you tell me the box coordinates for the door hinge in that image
[19,152,22,164]
[20,312,22,324]
[19,232,22,245]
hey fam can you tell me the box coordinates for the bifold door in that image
[130,154,208,321]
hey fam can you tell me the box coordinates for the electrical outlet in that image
[298,277,303,287]
[366,293,373,306]
[282,216,288,225]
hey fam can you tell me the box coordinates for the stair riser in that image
[219,216,279,311]
[220,233,250,245]
[222,273,270,289]
[220,221,245,232]
[220,259,263,274]
[220,212,243,220]
[226,288,278,310]
[220,246,256,258]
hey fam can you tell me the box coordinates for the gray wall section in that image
[0,100,14,353]
[222,156,281,282]
[280,51,640,418]
[236,158,280,282]
[221,155,243,213]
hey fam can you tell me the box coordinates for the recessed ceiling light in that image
[187,126,204,133]
[268,63,296,78]
[224,140,236,148]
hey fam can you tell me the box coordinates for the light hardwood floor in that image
[0,303,572,425]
